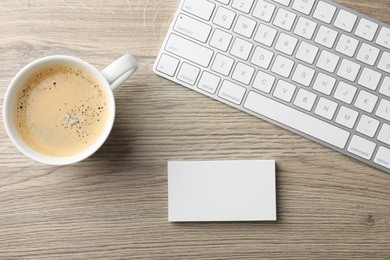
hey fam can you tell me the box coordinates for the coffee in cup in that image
[3,54,138,165]
[15,64,109,157]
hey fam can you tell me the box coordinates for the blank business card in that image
[168,160,276,222]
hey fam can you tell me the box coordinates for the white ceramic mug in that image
[3,54,138,165]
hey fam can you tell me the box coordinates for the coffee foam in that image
[15,64,109,157]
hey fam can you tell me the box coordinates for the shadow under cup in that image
[3,56,116,165]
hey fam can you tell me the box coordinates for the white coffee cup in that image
[3,54,138,165]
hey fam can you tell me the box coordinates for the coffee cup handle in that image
[100,54,139,90]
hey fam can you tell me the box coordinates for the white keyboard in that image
[153,0,390,174]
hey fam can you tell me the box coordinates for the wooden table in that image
[0,0,389,259]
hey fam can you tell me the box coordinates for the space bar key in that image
[244,91,350,149]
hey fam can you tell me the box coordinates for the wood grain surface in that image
[0,0,389,259]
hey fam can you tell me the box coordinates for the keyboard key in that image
[334,9,357,32]
[252,71,276,93]
[213,6,236,29]
[292,64,315,87]
[174,14,212,43]
[182,0,215,21]
[337,59,361,82]
[335,106,359,129]
[315,25,338,48]
[165,34,213,67]
[232,62,255,85]
[294,17,317,40]
[379,77,390,97]
[295,41,318,64]
[211,53,234,76]
[313,1,336,24]
[335,34,359,57]
[374,147,390,170]
[273,80,296,102]
[292,0,315,15]
[272,0,291,6]
[245,91,350,149]
[232,0,255,13]
[250,46,274,69]
[198,71,220,94]
[234,15,257,38]
[334,81,357,104]
[377,123,390,145]
[177,62,200,85]
[355,18,378,41]
[271,55,294,77]
[252,0,276,22]
[293,88,317,111]
[215,0,230,4]
[358,68,381,90]
[377,52,390,73]
[313,73,336,95]
[254,24,277,47]
[347,135,376,160]
[275,33,298,55]
[356,43,380,66]
[273,8,296,31]
[376,27,390,49]
[356,115,380,138]
[156,54,179,76]
[209,29,233,51]
[218,80,246,105]
[230,38,253,60]
[376,99,390,121]
[315,97,338,120]
[316,50,340,73]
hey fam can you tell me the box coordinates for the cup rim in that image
[3,55,116,165]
